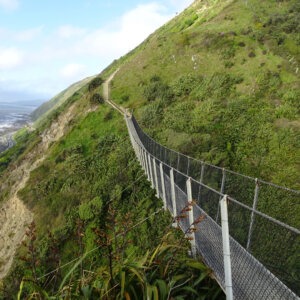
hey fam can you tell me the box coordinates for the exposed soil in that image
[0,102,78,279]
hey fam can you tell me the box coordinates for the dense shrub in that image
[88,77,104,92]
[164,101,195,133]
[120,94,129,103]
[181,13,199,30]
[172,74,202,97]
[190,73,243,101]
[255,70,282,97]
[221,46,236,59]
[90,93,104,105]
[224,60,234,68]
[140,101,163,127]
[143,75,174,103]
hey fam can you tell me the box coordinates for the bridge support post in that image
[170,168,177,222]
[186,177,197,258]
[247,178,260,251]
[159,163,167,210]
[216,168,226,222]
[147,154,154,188]
[143,150,148,173]
[141,149,146,175]
[140,147,145,171]
[144,150,150,181]
[152,158,159,198]
[220,195,233,300]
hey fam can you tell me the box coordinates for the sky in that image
[0,0,193,103]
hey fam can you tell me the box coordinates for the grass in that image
[19,102,125,234]
[32,76,95,123]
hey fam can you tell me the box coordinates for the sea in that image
[0,101,41,152]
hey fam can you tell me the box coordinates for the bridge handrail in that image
[125,113,300,299]
[130,114,300,195]
[129,131,300,235]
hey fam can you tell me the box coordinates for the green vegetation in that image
[0,103,223,299]
[0,129,41,200]
[110,0,300,190]
[0,0,299,298]
[88,76,104,92]
[31,76,94,122]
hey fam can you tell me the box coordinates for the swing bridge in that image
[123,113,300,300]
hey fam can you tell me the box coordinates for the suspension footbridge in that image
[104,74,300,300]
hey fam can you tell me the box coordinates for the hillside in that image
[30,76,95,122]
[0,78,224,299]
[0,0,299,298]
[109,0,300,189]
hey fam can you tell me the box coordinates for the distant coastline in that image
[0,101,40,153]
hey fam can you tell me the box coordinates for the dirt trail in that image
[103,69,127,115]
[0,102,78,279]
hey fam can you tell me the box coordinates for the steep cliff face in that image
[0,101,82,279]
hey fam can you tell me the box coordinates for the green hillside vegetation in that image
[0,0,299,298]
[110,0,300,189]
[0,78,223,298]
[31,76,95,123]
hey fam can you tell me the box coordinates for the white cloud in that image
[0,28,7,37]
[119,3,170,45]
[0,47,23,69]
[0,26,43,42]
[0,0,19,11]
[31,2,173,73]
[15,26,44,42]
[60,63,87,79]
[57,25,86,39]
[0,2,188,98]
[72,3,172,58]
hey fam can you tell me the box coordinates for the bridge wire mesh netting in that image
[125,114,300,300]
